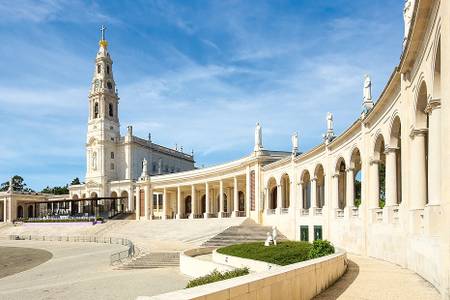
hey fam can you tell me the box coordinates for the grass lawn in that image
[217,241,312,266]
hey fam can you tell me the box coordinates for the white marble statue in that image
[362,75,374,114]
[254,122,263,151]
[272,226,278,246]
[264,231,273,247]
[403,0,415,47]
[363,75,372,102]
[291,132,299,155]
[323,112,336,144]
[141,158,148,178]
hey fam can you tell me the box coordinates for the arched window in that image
[94,102,99,118]
[97,64,101,74]
[107,65,110,74]
[109,103,113,117]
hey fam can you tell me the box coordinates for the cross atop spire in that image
[100,25,106,41]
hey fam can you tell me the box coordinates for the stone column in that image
[310,178,317,215]
[426,99,441,205]
[369,160,380,209]
[135,186,140,220]
[204,182,210,219]
[233,177,239,217]
[148,186,153,219]
[345,168,354,207]
[410,129,428,209]
[226,187,231,213]
[128,187,133,212]
[219,180,224,218]
[144,185,150,220]
[276,184,282,213]
[245,167,250,216]
[190,185,196,219]
[162,188,168,220]
[3,198,7,222]
[332,174,339,209]
[385,148,397,207]
[176,186,182,219]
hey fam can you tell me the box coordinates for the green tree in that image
[0,175,34,192]
[379,163,386,208]
[41,184,69,195]
[70,177,81,185]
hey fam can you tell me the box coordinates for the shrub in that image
[186,267,249,288]
[307,240,335,259]
[217,241,312,266]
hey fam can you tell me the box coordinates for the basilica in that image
[1,0,449,298]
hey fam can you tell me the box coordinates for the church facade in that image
[68,32,195,208]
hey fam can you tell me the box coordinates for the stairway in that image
[117,252,180,270]
[111,212,135,220]
[202,219,287,247]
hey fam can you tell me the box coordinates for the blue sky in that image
[0,0,404,190]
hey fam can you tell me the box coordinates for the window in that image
[152,163,157,173]
[110,163,114,170]
[314,226,323,241]
[109,103,113,117]
[107,81,113,90]
[97,64,101,74]
[300,225,309,242]
[111,152,114,159]
[94,102,99,118]
[107,65,110,74]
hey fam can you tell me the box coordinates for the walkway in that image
[314,254,440,300]
[0,240,189,300]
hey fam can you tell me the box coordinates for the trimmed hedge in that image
[307,240,335,259]
[186,268,249,288]
[217,241,312,266]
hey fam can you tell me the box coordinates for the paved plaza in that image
[315,255,440,300]
[0,240,189,300]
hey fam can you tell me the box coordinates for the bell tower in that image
[85,26,120,187]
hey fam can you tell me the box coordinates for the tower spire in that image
[99,25,108,48]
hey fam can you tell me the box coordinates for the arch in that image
[184,196,192,215]
[267,177,277,209]
[28,205,33,218]
[350,148,362,207]
[390,116,403,204]
[314,164,325,208]
[111,191,118,198]
[200,194,206,214]
[238,191,245,211]
[90,192,98,199]
[336,157,346,209]
[280,173,290,208]
[17,205,24,219]
[433,38,441,99]
[374,134,386,207]
[413,80,429,206]
[301,170,311,209]
[216,193,228,212]
[72,194,79,200]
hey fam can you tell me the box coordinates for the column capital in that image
[384,146,398,154]
[311,177,318,182]
[369,158,381,165]
[409,127,428,138]
[424,98,441,114]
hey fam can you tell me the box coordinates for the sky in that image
[0,0,404,191]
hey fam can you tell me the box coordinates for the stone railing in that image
[9,234,136,266]
[180,247,234,277]
[220,212,231,218]
[393,207,400,222]
[352,207,359,217]
[375,208,383,222]
[301,208,310,216]
[138,250,347,300]
[280,208,289,214]
[336,209,344,218]
[314,207,323,216]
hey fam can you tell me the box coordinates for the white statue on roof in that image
[254,122,263,151]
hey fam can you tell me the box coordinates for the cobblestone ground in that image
[315,254,440,300]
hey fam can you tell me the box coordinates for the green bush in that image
[307,240,335,259]
[217,241,312,266]
[186,268,249,288]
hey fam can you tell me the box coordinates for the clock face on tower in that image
[107,81,113,90]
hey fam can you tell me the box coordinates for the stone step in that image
[118,252,180,269]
